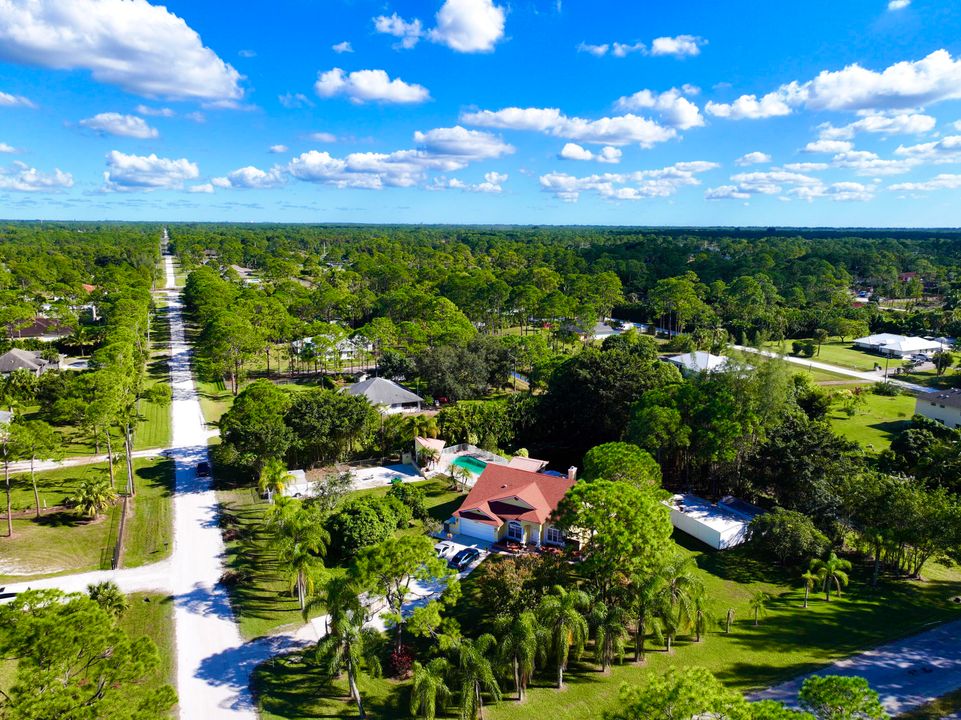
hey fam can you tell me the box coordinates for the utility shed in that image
[665,494,762,550]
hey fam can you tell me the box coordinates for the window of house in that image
[545,526,564,545]
[507,521,524,541]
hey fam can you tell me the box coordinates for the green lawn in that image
[220,479,463,640]
[0,457,174,582]
[729,349,855,384]
[121,593,177,697]
[196,376,233,427]
[828,391,916,453]
[253,531,961,720]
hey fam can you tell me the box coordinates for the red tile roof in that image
[454,463,575,528]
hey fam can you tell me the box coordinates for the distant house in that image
[916,389,961,429]
[853,333,941,357]
[344,377,423,414]
[666,494,764,550]
[5,317,72,341]
[293,335,373,367]
[449,464,576,546]
[0,348,60,377]
[899,271,920,283]
[665,351,730,375]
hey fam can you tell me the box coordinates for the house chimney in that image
[568,466,577,482]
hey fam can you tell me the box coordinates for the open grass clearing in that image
[0,457,174,583]
[827,391,916,453]
[219,478,463,640]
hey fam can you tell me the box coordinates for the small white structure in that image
[853,333,941,357]
[665,351,730,375]
[281,469,309,498]
[915,389,961,429]
[665,494,763,550]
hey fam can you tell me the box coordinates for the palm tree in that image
[452,634,501,720]
[800,569,818,608]
[590,601,629,672]
[691,587,710,642]
[410,658,451,720]
[87,580,129,618]
[537,585,589,689]
[627,572,664,663]
[264,497,330,610]
[724,607,736,634]
[810,552,852,602]
[749,591,770,626]
[1,416,14,538]
[314,607,383,720]
[258,457,289,503]
[495,611,541,701]
[72,477,117,519]
[655,553,704,653]
[450,464,473,493]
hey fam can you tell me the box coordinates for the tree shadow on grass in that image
[136,459,175,497]
[673,532,790,586]
[868,419,912,439]
[33,510,85,528]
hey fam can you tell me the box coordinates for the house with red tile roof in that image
[448,463,576,547]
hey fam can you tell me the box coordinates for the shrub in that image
[387,482,428,521]
[871,381,902,396]
[325,496,400,558]
[749,508,830,566]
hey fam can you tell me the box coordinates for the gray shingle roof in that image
[0,348,51,374]
[344,377,423,406]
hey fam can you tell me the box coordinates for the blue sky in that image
[2,0,961,225]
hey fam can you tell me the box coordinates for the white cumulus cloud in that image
[708,50,961,121]
[332,41,353,54]
[650,35,705,58]
[188,183,214,193]
[135,105,175,117]
[269,145,289,154]
[0,143,17,153]
[461,106,676,147]
[888,0,910,10]
[558,143,621,163]
[413,126,514,159]
[315,68,430,104]
[735,152,772,166]
[889,173,961,191]
[804,139,854,154]
[0,0,243,101]
[79,112,158,139]
[374,13,423,49]
[614,88,704,129]
[0,91,35,108]
[0,161,72,191]
[102,150,199,192]
[308,132,338,143]
[818,112,936,140]
[212,165,286,189]
[539,161,717,202]
[894,135,961,164]
[429,0,505,53]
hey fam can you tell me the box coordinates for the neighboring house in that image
[666,494,764,550]
[293,335,373,367]
[448,464,576,547]
[665,351,730,375]
[916,389,961,429]
[0,348,60,376]
[344,376,423,414]
[853,333,941,357]
[506,456,549,473]
[414,436,446,467]
[5,317,73,341]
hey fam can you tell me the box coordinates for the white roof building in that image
[665,494,763,550]
[853,333,942,357]
[665,351,730,375]
[344,377,423,414]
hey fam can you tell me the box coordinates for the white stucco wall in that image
[915,397,961,428]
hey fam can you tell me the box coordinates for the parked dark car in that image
[196,461,211,477]
[448,547,481,571]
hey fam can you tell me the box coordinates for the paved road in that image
[751,619,961,715]
[733,345,934,394]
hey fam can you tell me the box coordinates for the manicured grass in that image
[121,593,177,693]
[220,479,462,640]
[827,391,916,453]
[729,349,854,384]
[0,457,174,582]
[196,376,233,427]
[122,458,175,568]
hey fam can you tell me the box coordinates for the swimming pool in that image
[452,455,488,475]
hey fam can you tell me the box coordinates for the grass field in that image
[899,688,961,718]
[827,391,916,453]
[196,376,234,427]
[220,479,463,640]
[0,457,174,582]
[253,530,961,719]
